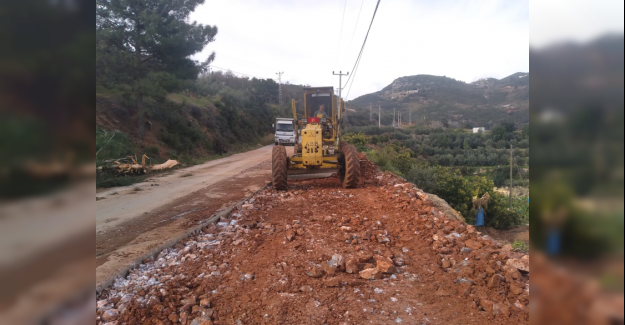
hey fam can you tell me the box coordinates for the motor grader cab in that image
[272,86,360,190]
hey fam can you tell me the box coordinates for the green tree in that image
[522,124,529,139]
[96,0,218,139]
[490,125,508,142]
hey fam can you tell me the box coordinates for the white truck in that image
[273,118,296,146]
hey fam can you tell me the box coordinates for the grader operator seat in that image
[271,86,361,190]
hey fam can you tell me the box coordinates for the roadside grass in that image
[260,133,275,146]
[512,240,529,253]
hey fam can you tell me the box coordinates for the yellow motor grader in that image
[272,86,360,190]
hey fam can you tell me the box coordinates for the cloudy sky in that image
[530,0,624,48]
[191,0,529,99]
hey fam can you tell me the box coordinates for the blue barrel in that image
[475,207,485,226]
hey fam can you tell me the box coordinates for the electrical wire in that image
[334,0,348,69]
[347,0,365,56]
[343,0,381,100]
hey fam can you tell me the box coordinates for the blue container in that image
[475,207,485,226]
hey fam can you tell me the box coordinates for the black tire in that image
[339,143,360,188]
[272,145,288,190]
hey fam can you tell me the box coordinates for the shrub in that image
[96,127,133,162]
[342,132,370,152]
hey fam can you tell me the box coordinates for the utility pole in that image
[378,104,381,128]
[509,146,513,209]
[275,72,284,107]
[332,71,349,113]
[393,108,396,128]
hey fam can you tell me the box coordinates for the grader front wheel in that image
[272,145,288,190]
[339,143,360,188]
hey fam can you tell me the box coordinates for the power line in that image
[347,0,365,56]
[343,0,381,100]
[334,0,348,69]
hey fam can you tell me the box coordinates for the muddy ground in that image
[96,158,530,324]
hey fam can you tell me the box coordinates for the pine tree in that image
[96,0,218,139]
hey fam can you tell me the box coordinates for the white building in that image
[473,127,485,133]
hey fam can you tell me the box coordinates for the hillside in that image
[346,73,529,129]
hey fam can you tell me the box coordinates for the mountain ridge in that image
[346,72,529,128]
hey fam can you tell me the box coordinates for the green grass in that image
[166,93,213,107]
[511,240,529,253]
[96,174,149,188]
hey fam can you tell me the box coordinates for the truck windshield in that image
[276,123,293,132]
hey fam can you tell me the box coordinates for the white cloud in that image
[530,0,624,48]
[191,0,529,99]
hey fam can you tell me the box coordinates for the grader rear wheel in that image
[272,145,288,190]
[339,143,360,188]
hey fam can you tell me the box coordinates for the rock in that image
[323,260,338,276]
[375,255,396,274]
[493,303,510,317]
[485,266,495,275]
[190,315,213,325]
[506,256,529,273]
[467,225,476,234]
[147,296,160,307]
[242,204,253,209]
[180,311,189,324]
[119,294,133,305]
[359,267,382,280]
[331,254,345,271]
[96,299,109,309]
[109,296,121,306]
[442,260,451,269]
[464,239,482,250]
[479,299,494,313]
[488,274,505,289]
[285,229,295,241]
[434,290,450,296]
[192,305,207,314]
[345,256,359,274]
[199,298,211,307]
[299,285,313,293]
[181,296,197,307]
[357,252,373,263]
[169,313,179,323]
[324,277,341,287]
[509,284,524,295]
[501,244,513,252]
[305,264,325,278]
[101,309,119,322]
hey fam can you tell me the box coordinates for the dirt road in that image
[96,145,292,287]
[96,158,530,324]
[96,145,289,233]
